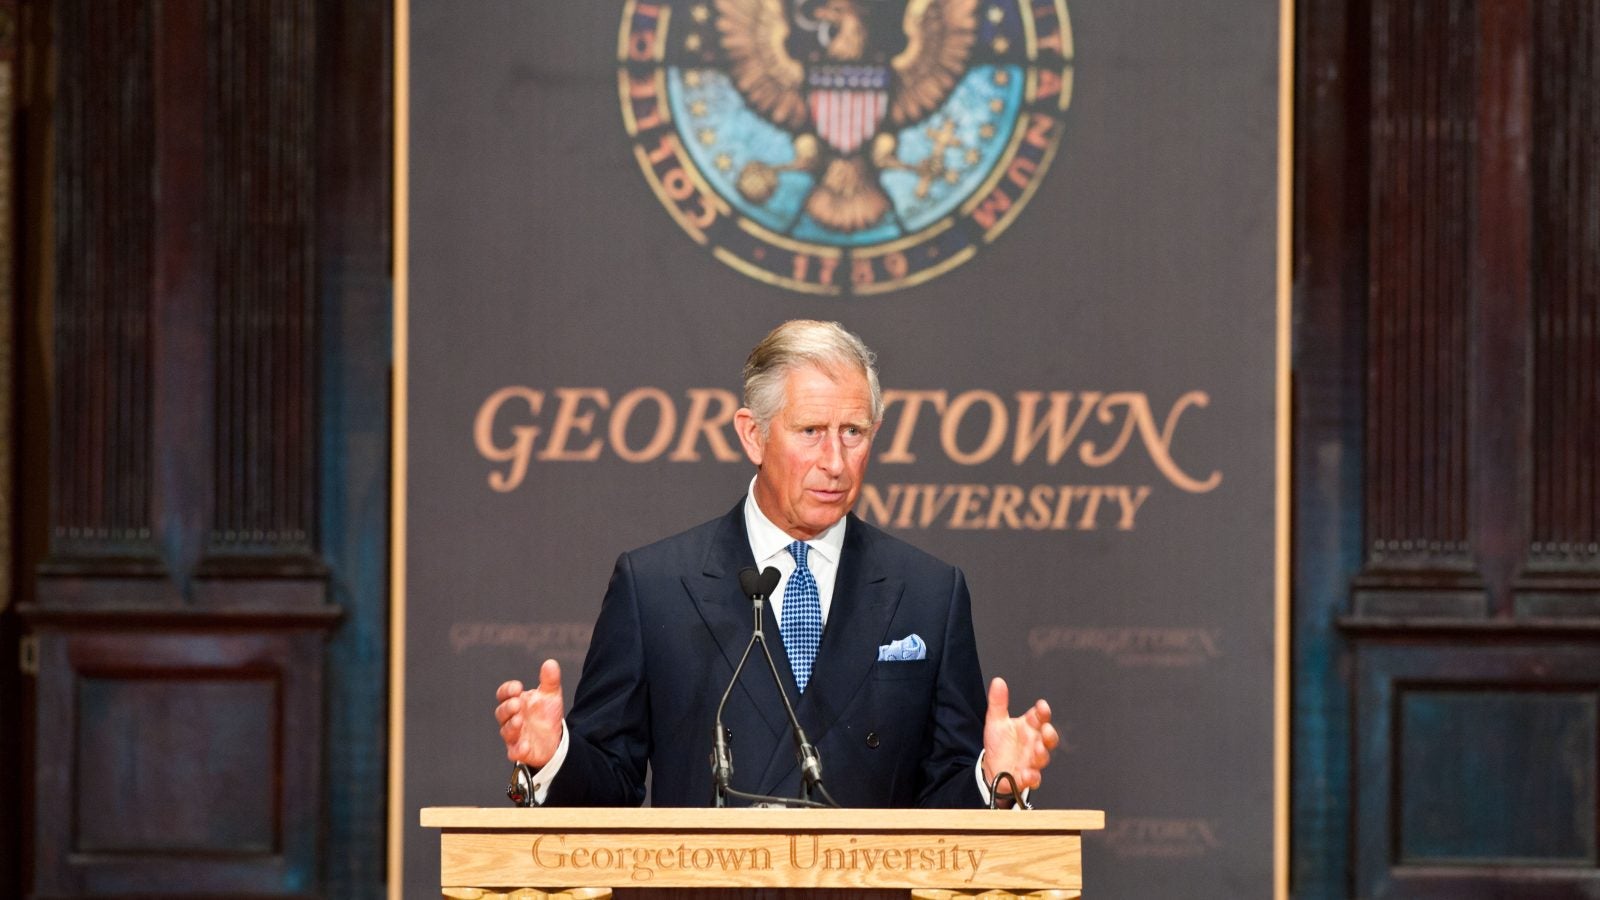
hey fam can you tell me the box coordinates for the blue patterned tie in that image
[781,541,823,693]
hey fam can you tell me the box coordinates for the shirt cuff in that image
[528,720,570,805]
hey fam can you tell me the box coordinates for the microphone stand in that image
[754,608,831,806]
[710,567,840,809]
[710,573,764,807]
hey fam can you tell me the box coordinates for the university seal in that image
[618,0,1073,294]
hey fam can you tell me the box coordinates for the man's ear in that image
[733,408,765,466]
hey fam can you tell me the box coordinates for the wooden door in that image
[1294,0,1600,895]
[5,1,393,896]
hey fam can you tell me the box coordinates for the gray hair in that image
[742,320,883,434]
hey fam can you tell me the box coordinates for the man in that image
[495,320,1057,807]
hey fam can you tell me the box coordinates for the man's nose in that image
[817,431,845,472]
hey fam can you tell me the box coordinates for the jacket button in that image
[865,732,880,749]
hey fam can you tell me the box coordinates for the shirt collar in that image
[743,476,847,567]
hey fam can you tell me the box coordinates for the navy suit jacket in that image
[544,503,989,808]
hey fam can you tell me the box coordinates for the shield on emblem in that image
[807,65,890,155]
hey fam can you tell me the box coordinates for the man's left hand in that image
[981,677,1059,800]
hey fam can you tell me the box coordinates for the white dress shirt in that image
[741,477,847,627]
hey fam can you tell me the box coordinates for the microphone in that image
[738,566,780,603]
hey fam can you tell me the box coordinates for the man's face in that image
[736,364,876,540]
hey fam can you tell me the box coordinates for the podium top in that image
[421,806,1104,832]
[421,807,1104,892]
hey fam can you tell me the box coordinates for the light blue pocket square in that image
[877,633,927,661]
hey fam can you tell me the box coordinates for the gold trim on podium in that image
[422,807,1104,898]
[444,883,611,890]
[915,883,1075,890]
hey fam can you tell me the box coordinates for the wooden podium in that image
[420,807,1104,899]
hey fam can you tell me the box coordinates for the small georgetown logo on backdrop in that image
[618,0,1073,295]
[1101,818,1225,860]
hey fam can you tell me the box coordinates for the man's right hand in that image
[495,658,565,768]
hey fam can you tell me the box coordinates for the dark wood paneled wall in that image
[49,0,158,569]
[1525,0,1600,611]
[208,0,318,568]
[1,0,21,892]
[11,1,392,896]
[1296,0,1600,896]
[1358,0,1478,611]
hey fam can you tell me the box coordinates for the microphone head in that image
[738,567,761,598]
[758,566,782,598]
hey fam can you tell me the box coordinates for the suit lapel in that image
[684,505,791,739]
[756,515,904,792]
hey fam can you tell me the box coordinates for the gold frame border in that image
[1274,0,1294,896]
[387,0,410,896]
[389,0,1296,893]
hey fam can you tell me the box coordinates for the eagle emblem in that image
[619,0,1073,294]
[718,0,979,232]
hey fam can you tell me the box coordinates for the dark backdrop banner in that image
[403,1,1280,897]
